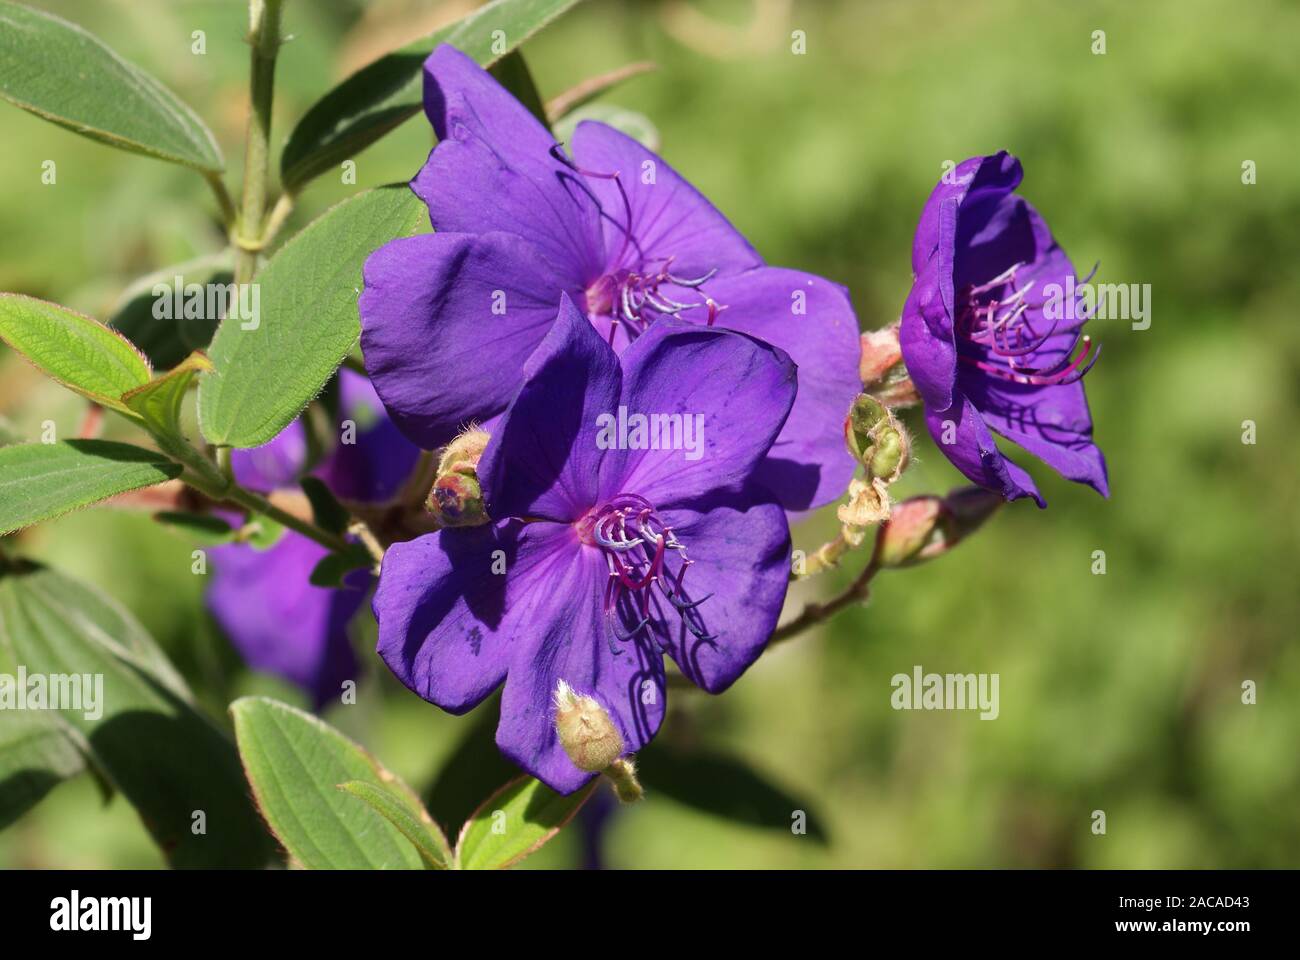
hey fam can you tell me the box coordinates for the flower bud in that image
[426,427,490,527]
[875,486,1003,568]
[436,427,490,476]
[426,472,487,526]
[859,323,920,408]
[943,486,1003,533]
[553,680,625,773]
[844,394,910,482]
[875,496,944,567]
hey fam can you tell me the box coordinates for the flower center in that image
[955,262,1100,386]
[548,144,724,344]
[582,260,722,342]
[575,493,713,654]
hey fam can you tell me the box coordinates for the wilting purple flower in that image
[899,152,1108,506]
[374,297,794,793]
[359,44,860,512]
[207,370,420,708]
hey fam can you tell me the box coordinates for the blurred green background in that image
[2,0,1298,868]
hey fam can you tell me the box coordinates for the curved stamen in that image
[581,495,711,652]
[665,267,718,288]
[956,261,1100,386]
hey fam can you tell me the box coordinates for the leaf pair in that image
[230,697,592,869]
[0,292,218,535]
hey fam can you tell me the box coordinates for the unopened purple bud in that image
[876,486,1001,568]
[436,427,490,476]
[426,472,486,526]
[426,427,490,526]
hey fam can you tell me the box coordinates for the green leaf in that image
[637,745,830,844]
[423,695,520,833]
[490,51,547,127]
[308,543,372,588]
[0,293,151,414]
[0,440,180,536]
[279,0,582,191]
[121,351,213,442]
[301,476,349,535]
[0,697,92,831]
[338,780,451,869]
[238,514,285,551]
[197,185,428,448]
[0,560,273,866]
[554,102,659,152]
[108,253,232,369]
[0,1,222,172]
[455,775,594,870]
[230,696,426,869]
[152,510,234,545]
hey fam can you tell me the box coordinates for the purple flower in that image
[899,152,1108,506]
[373,297,794,793]
[359,44,860,512]
[207,370,420,708]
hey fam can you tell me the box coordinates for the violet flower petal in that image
[608,321,797,511]
[923,390,1044,506]
[570,119,762,278]
[374,520,568,714]
[651,495,790,692]
[359,230,569,449]
[693,266,859,510]
[477,294,621,523]
[207,532,364,709]
[494,542,666,795]
[414,45,604,286]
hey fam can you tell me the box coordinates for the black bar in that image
[0,869,1285,944]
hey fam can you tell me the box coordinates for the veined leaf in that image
[0,440,180,536]
[122,351,212,442]
[152,510,235,545]
[0,693,93,830]
[0,0,222,172]
[108,252,233,370]
[230,696,427,869]
[0,294,151,414]
[455,775,594,870]
[300,476,349,535]
[338,779,451,868]
[0,560,273,866]
[197,185,428,448]
[279,0,582,191]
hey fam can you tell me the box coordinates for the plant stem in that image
[234,0,285,286]
[204,171,237,227]
[215,445,234,482]
[227,485,349,554]
[261,192,295,247]
[769,554,882,647]
[159,431,348,554]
